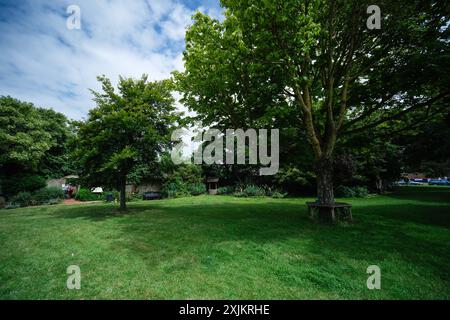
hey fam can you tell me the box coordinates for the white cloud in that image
[0,0,223,120]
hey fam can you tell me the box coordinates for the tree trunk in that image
[119,181,127,212]
[316,157,334,205]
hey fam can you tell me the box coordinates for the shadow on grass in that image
[386,186,450,204]
[49,188,450,286]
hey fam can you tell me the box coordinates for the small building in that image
[206,177,219,195]
[47,175,79,188]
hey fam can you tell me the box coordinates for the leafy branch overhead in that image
[175,0,449,204]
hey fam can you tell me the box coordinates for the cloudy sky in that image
[0,0,223,119]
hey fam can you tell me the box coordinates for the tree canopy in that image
[175,0,450,205]
[73,75,179,210]
[0,96,72,180]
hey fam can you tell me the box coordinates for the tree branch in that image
[343,92,450,135]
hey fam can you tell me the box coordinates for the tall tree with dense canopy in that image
[175,0,449,207]
[0,96,73,196]
[73,75,178,211]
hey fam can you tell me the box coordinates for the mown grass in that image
[0,186,449,299]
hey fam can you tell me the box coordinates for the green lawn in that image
[0,186,449,299]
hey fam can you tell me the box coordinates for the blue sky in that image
[0,0,223,119]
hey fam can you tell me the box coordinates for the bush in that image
[272,191,288,199]
[5,203,20,209]
[10,192,32,207]
[161,180,189,198]
[126,192,142,202]
[243,185,266,197]
[188,183,206,196]
[353,186,369,198]
[335,185,369,198]
[32,187,64,204]
[232,191,247,197]
[3,174,46,195]
[335,186,355,198]
[232,185,266,197]
[217,186,234,195]
[74,188,103,201]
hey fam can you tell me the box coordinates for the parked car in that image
[142,192,162,200]
[428,179,449,186]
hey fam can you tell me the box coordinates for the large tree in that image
[73,75,178,211]
[175,0,449,206]
[0,96,73,196]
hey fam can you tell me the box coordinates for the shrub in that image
[272,191,288,199]
[262,186,288,198]
[335,186,355,198]
[126,192,142,202]
[10,192,32,207]
[188,183,206,196]
[335,185,369,198]
[232,191,247,197]
[32,187,64,204]
[353,186,369,198]
[161,180,189,198]
[274,167,316,195]
[217,186,234,195]
[3,174,46,195]
[243,185,266,197]
[74,188,103,201]
[4,203,20,209]
[232,185,266,197]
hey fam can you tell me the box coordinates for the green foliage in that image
[223,184,288,198]
[176,0,449,203]
[162,159,204,185]
[272,191,288,199]
[4,203,20,210]
[8,187,64,208]
[233,185,266,197]
[232,191,246,198]
[0,96,73,179]
[273,167,315,195]
[32,187,64,205]
[245,185,266,197]
[72,75,179,210]
[10,192,32,207]
[188,183,207,196]
[217,186,235,195]
[74,188,103,202]
[126,192,143,202]
[2,174,46,196]
[161,180,189,198]
[162,180,207,198]
[335,186,369,198]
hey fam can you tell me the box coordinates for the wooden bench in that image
[306,202,353,223]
